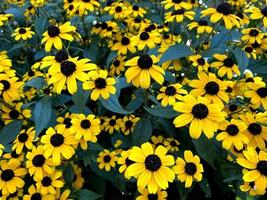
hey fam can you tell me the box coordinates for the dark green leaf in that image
[159,44,193,64]
[25,77,45,89]
[144,105,178,119]
[34,98,52,135]
[70,83,91,114]
[248,59,267,74]
[100,95,132,115]
[34,16,48,37]
[211,30,231,49]
[77,189,101,200]
[63,164,74,185]
[234,47,249,73]
[0,120,23,146]
[132,117,152,145]
[8,43,26,52]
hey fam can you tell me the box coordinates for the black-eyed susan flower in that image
[83,70,116,100]
[189,72,229,108]
[237,147,267,194]
[22,68,43,82]
[41,127,78,165]
[120,115,140,135]
[157,83,187,107]
[163,138,180,152]
[102,115,122,134]
[132,31,161,51]
[173,95,226,139]
[71,114,101,149]
[246,6,267,28]
[106,2,131,19]
[130,4,147,17]
[12,27,34,41]
[216,119,248,150]
[0,74,24,103]
[0,14,12,27]
[136,188,168,200]
[161,0,192,10]
[201,2,240,30]
[245,84,267,110]
[241,28,264,44]
[240,112,267,149]
[55,112,76,133]
[125,142,175,194]
[151,135,165,148]
[236,12,250,26]
[48,56,96,94]
[118,150,133,179]
[165,8,195,23]
[109,56,126,76]
[189,54,209,72]
[110,34,136,55]
[173,150,203,188]
[35,171,64,195]
[23,184,54,200]
[12,127,35,154]
[72,163,84,189]
[26,145,54,180]
[0,144,4,157]
[240,181,261,196]
[97,149,118,171]
[76,0,100,16]
[188,20,213,34]
[0,51,15,77]
[41,22,76,52]
[125,54,164,89]
[41,50,69,69]
[210,54,240,79]
[0,159,27,195]
[1,188,23,200]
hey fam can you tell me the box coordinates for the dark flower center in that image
[69,5,74,10]
[31,193,42,200]
[226,124,239,136]
[28,70,35,77]
[103,155,111,162]
[1,169,14,181]
[50,133,64,147]
[18,133,28,142]
[197,58,205,65]
[145,155,162,172]
[170,140,177,146]
[205,81,220,95]
[252,42,260,48]
[164,34,170,39]
[47,25,60,37]
[1,80,11,91]
[223,58,234,68]
[11,151,19,158]
[101,22,108,29]
[165,86,176,96]
[55,50,68,63]
[121,37,130,45]
[229,104,237,112]
[134,17,142,23]
[257,87,267,98]
[192,103,209,119]
[249,29,259,37]
[32,154,46,167]
[19,28,27,34]
[63,118,72,128]
[198,20,208,26]
[83,0,90,2]
[80,119,91,129]
[115,6,122,12]
[138,55,153,69]
[113,60,120,67]
[125,120,133,129]
[133,5,139,10]
[125,158,134,166]
[216,3,231,15]
[172,0,182,3]
[60,61,76,76]
[185,162,197,175]
[236,13,244,19]
[148,194,158,200]
[248,123,262,135]
[257,161,267,176]
[226,86,233,93]
[9,110,20,119]
[261,7,267,17]
[140,32,150,41]
[109,119,116,126]
[246,77,254,83]
[41,176,52,187]
[245,47,253,53]
[172,9,184,15]
[95,78,107,89]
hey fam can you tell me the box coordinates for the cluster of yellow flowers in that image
[0,0,267,199]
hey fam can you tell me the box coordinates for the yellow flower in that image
[165,8,195,23]
[246,6,267,28]
[241,28,264,44]
[188,54,209,72]
[125,54,164,89]
[245,84,267,110]
[120,115,140,135]
[83,70,116,101]
[173,150,203,188]
[23,184,54,200]
[41,22,76,52]
[132,31,161,51]
[162,0,192,10]
[12,27,34,41]
[173,95,226,139]
[12,127,35,154]
[188,20,213,34]
[118,150,133,179]
[102,115,122,134]
[97,149,118,171]
[110,34,136,55]
[125,142,175,194]
[136,188,168,200]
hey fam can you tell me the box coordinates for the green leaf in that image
[84,15,97,24]
[159,44,193,64]
[8,43,26,52]
[132,117,152,145]
[234,47,249,73]
[34,98,52,135]
[248,59,267,74]
[100,95,132,115]
[25,77,45,89]
[144,105,178,119]
[35,16,48,37]
[77,189,101,200]
[126,89,145,111]
[211,30,231,49]
[63,164,74,185]
[0,120,23,146]
[70,83,91,114]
